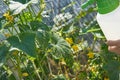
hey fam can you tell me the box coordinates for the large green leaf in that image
[103,60,120,80]
[50,32,72,56]
[0,44,9,64]
[50,32,74,67]
[7,32,36,57]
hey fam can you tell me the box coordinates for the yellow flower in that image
[87,51,94,59]
[40,3,46,9]
[7,16,14,22]
[22,72,29,77]
[4,33,11,38]
[90,66,96,72]
[12,50,19,55]
[3,12,14,22]
[60,61,66,65]
[47,49,52,53]
[60,58,66,65]
[104,77,109,80]
[72,45,79,51]
[65,38,73,45]
[3,12,9,17]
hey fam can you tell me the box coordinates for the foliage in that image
[0,0,120,80]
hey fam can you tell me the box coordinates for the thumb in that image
[107,40,120,46]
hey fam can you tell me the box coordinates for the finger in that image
[107,40,120,46]
[108,46,120,54]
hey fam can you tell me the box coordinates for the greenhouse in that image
[0,0,120,80]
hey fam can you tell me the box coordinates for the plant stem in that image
[31,60,42,80]
[12,26,19,35]
[20,52,35,80]
[47,57,52,75]
[15,54,23,80]
[91,35,97,51]
[7,28,13,35]
[35,0,45,20]
[37,52,48,79]
[19,14,24,25]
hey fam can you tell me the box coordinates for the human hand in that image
[106,40,120,54]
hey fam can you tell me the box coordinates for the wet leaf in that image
[0,44,9,65]
[7,32,36,57]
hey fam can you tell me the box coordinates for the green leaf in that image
[50,32,72,56]
[30,21,50,31]
[87,28,101,33]
[0,21,2,29]
[103,60,120,80]
[36,30,50,48]
[0,44,9,64]
[50,32,74,67]
[7,32,36,57]
[13,0,30,4]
